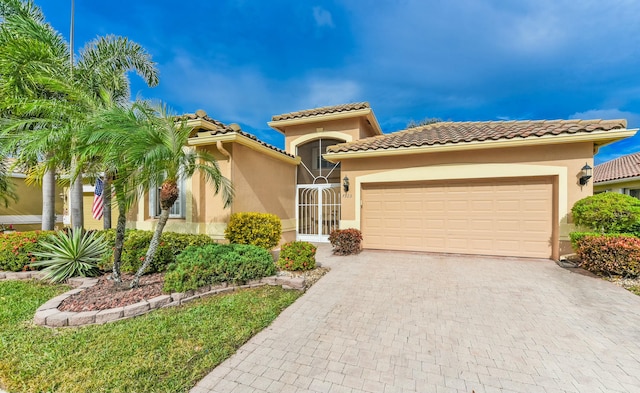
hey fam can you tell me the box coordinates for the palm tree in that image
[78,100,155,283]
[126,105,233,288]
[0,149,17,208]
[68,35,158,229]
[0,0,158,230]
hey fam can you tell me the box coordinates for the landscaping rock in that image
[46,312,75,327]
[276,276,305,290]
[68,311,98,326]
[148,295,171,309]
[34,308,59,325]
[181,295,201,304]
[4,272,32,280]
[67,277,86,287]
[195,285,211,295]
[123,301,150,317]
[95,307,124,324]
[0,272,5,279]
[261,276,277,285]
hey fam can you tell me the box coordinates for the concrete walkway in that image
[191,246,640,393]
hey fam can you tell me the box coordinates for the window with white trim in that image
[149,175,186,218]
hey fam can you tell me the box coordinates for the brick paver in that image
[191,246,640,392]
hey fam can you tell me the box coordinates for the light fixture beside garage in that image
[579,163,593,185]
[343,176,350,192]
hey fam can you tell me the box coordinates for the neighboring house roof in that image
[326,119,633,158]
[594,151,640,184]
[183,110,298,163]
[271,102,371,121]
[269,102,383,135]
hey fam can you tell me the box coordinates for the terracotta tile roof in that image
[182,110,294,158]
[271,102,371,122]
[327,119,628,153]
[594,151,640,183]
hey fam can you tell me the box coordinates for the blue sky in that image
[38,0,640,164]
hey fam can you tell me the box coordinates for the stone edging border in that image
[0,271,305,328]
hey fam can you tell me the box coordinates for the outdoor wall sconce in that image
[579,163,593,185]
[343,176,350,192]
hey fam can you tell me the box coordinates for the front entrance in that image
[297,184,340,242]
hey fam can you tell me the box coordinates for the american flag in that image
[92,178,104,220]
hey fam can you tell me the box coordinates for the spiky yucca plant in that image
[31,228,107,283]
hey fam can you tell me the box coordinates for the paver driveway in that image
[191,246,640,393]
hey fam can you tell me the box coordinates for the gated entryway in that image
[297,184,341,242]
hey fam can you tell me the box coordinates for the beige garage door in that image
[361,177,553,258]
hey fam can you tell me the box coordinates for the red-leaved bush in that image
[328,228,363,255]
[575,234,640,277]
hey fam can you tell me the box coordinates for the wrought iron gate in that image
[297,184,341,242]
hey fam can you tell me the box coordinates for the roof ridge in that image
[271,102,371,122]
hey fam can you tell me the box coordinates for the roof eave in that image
[187,132,300,165]
[324,128,638,162]
[594,175,640,187]
[268,108,383,135]
[185,118,220,132]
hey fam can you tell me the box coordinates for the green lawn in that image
[0,280,301,393]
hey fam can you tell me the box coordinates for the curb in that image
[0,272,306,328]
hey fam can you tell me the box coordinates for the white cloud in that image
[569,109,640,128]
[312,6,334,28]
[299,79,360,109]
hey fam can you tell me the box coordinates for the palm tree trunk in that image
[130,207,170,288]
[41,167,56,230]
[111,193,127,283]
[70,159,84,229]
[103,176,112,229]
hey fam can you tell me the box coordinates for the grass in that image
[0,280,301,393]
[627,285,640,296]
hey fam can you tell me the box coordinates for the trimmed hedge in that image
[119,230,215,273]
[329,228,363,255]
[163,243,277,293]
[277,241,316,271]
[0,231,54,272]
[572,193,640,234]
[574,234,640,277]
[224,212,282,250]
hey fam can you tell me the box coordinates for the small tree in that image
[572,192,640,233]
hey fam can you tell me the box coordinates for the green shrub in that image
[277,241,316,271]
[329,228,363,255]
[224,212,282,250]
[575,234,640,277]
[163,243,276,293]
[31,229,107,283]
[572,193,640,233]
[0,231,54,272]
[120,230,215,274]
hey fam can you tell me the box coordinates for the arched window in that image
[296,138,342,184]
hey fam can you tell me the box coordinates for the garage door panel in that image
[362,178,553,258]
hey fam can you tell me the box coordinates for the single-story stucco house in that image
[71,103,637,260]
[0,160,64,231]
[593,151,640,197]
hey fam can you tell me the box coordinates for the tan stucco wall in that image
[283,118,364,155]
[127,142,296,245]
[230,143,296,244]
[338,142,595,259]
[0,177,63,231]
[82,192,119,231]
[594,179,640,194]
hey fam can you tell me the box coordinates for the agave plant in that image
[31,229,107,283]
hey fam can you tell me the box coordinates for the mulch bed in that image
[58,267,331,313]
[58,273,165,312]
